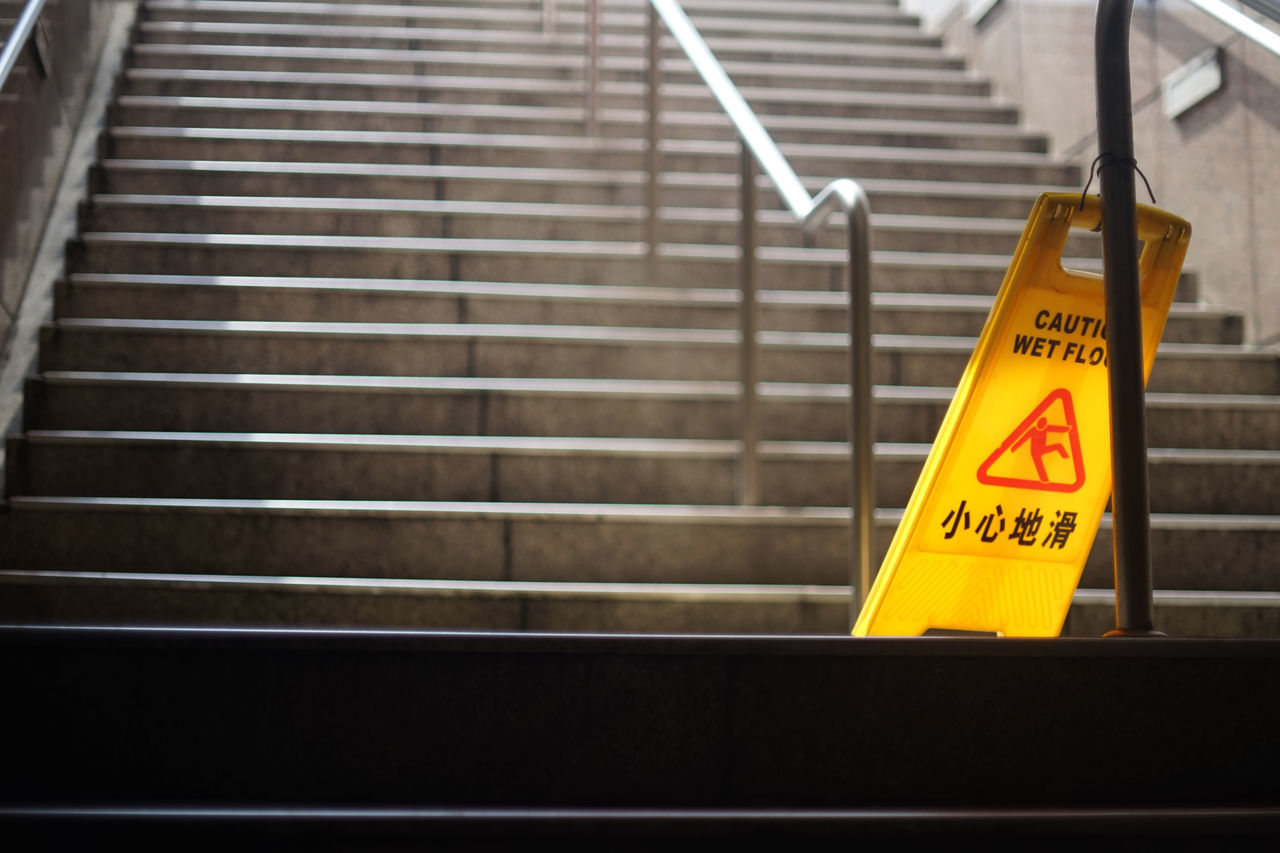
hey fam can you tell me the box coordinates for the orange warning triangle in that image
[976,388,1085,493]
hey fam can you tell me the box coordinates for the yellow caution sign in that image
[853,193,1190,637]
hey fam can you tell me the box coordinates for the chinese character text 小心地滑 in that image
[939,501,1078,550]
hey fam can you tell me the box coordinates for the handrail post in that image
[645,0,878,601]
[845,194,875,623]
[585,0,600,136]
[542,0,555,34]
[738,143,761,506]
[1096,0,1160,636]
[646,1,661,284]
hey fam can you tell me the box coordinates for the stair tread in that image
[99,156,1078,194]
[23,429,1280,464]
[124,65,983,94]
[129,42,973,77]
[50,316,1268,362]
[136,20,939,49]
[85,192,1054,236]
[11,567,1280,614]
[122,71,1020,119]
[74,230,1077,272]
[10,492,1280,527]
[145,1,913,31]
[36,370,1280,405]
[113,95,1024,133]
[111,120,1043,150]
[0,568,853,598]
[58,272,1243,320]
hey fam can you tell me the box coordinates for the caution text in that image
[1011,310,1110,366]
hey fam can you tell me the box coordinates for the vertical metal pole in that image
[585,0,600,137]
[542,0,555,34]
[845,195,875,625]
[1096,0,1159,635]
[738,143,760,506]
[646,2,661,284]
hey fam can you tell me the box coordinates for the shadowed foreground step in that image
[3,625,1280,844]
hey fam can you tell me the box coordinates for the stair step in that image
[92,158,1076,219]
[56,273,1236,342]
[10,431,1280,515]
[593,0,910,15]
[107,118,1046,166]
[68,229,1091,294]
[5,497,1280,594]
[127,42,972,80]
[140,0,550,30]
[19,372,933,441]
[2,496,853,584]
[116,71,1038,143]
[25,373,1280,448]
[4,569,1280,638]
[39,315,1274,393]
[134,20,946,56]
[3,564,894,635]
[108,95,1028,140]
[7,568,1280,635]
[140,1,917,33]
[55,273,859,330]
[78,193,1102,256]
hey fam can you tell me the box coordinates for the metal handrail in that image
[563,0,876,617]
[0,0,48,90]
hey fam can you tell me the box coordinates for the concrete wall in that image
[940,0,1280,345]
[0,2,129,464]
[0,0,117,392]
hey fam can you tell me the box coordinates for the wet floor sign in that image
[853,193,1190,637]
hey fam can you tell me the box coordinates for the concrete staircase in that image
[2,0,1279,636]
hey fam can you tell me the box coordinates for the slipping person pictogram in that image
[1012,416,1072,483]
[976,388,1085,493]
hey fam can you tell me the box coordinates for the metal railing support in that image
[844,190,875,617]
[645,2,661,285]
[643,0,876,618]
[738,144,761,506]
[803,180,875,617]
[542,0,556,35]
[1096,0,1160,636]
[585,0,600,136]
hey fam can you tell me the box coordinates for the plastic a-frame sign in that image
[853,192,1190,637]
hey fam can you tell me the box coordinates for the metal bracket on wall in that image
[1162,48,1223,119]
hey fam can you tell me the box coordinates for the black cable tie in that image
[1079,152,1158,213]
